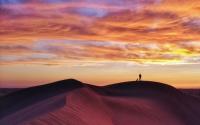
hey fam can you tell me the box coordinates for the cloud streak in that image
[1,40,199,65]
[0,0,200,65]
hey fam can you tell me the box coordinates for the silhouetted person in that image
[139,73,142,81]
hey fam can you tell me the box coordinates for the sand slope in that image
[0,80,200,125]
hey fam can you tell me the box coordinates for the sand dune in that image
[181,89,200,97]
[0,80,200,125]
[0,88,21,97]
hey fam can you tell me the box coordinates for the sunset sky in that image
[0,0,200,88]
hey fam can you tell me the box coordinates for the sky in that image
[0,0,200,88]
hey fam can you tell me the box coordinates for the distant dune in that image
[0,88,21,97]
[180,89,200,97]
[0,79,200,125]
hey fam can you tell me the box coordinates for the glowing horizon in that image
[0,0,200,88]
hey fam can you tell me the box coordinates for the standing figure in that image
[139,73,142,81]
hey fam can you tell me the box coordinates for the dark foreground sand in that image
[0,79,200,125]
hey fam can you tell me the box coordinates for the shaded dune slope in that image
[0,79,84,118]
[1,80,200,125]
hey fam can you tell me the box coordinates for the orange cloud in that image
[0,0,200,65]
